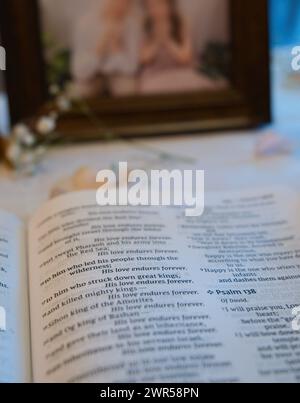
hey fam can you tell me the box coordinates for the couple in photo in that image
[72,0,224,98]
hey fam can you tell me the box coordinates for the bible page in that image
[28,189,300,382]
[0,210,31,383]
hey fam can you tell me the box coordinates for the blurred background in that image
[1,0,300,135]
[269,0,300,141]
[270,0,300,46]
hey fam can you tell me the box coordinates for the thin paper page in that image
[28,189,300,383]
[0,210,31,383]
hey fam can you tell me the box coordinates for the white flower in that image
[57,96,71,112]
[21,132,36,147]
[13,123,30,138]
[13,123,28,135]
[12,124,36,146]
[5,141,21,166]
[36,116,56,135]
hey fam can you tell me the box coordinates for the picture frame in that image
[0,0,271,139]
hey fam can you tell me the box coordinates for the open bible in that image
[1,188,300,383]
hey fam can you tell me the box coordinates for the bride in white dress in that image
[71,0,142,97]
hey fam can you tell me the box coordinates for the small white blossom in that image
[36,116,56,135]
[12,124,35,146]
[5,141,21,166]
[57,96,71,112]
[21,132,36,147]
[13,124,30,139]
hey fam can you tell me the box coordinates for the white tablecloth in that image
[1,130,300,220]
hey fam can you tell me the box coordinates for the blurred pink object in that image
[255,132,292,158]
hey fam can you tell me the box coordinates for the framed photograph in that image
[0,0,271,138]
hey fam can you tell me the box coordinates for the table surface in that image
[1,48,300,220]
